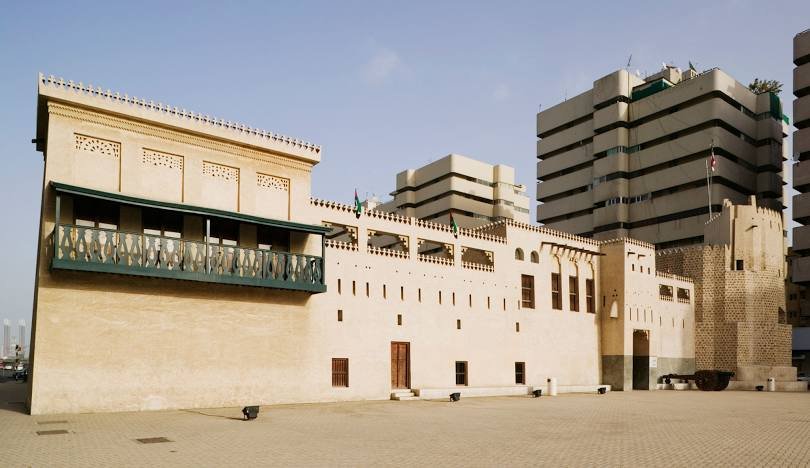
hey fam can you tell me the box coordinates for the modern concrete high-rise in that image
[18,320,26,356]
[537,66,788,248]
[3,319,9,358]
[792,29,810,284]
[378,154,530,228]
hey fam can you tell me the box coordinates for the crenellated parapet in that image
[655,271,694,284]
[599,237,655,251]
[39,73,321,159]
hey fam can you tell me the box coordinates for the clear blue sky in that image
[1,1,808,329]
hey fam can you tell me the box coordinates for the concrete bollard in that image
[767,377,776,392]
[547,377,558,396]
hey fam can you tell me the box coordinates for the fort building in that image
[657,197,801,390]
[27,75,695,414]
[536,66,788,249]
[377,153,531,228]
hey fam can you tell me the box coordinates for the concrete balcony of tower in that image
[49,182,329,293]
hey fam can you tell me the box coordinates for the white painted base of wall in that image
[726,381,808,392]
[413,384,611,400]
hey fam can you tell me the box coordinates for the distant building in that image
[536,65,787,248]
[2,319,9,358]
[18,320,26,357]
[377,154,530,228]
[792,29,810,284]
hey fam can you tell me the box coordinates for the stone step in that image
[390,390,417,400]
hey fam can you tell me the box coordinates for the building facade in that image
[536,66,787,248]
[657,197,801,390]
[377,154,531,228]
[792,29,810,284]
[27,75,695,414]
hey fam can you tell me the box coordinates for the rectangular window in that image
[736,259,744,270]
[257,225,290,251]
[521,275,535,309]
[397,314,402,326]
[337,310,343,322]
[142,208,183,238]
[401,286,405,301]
[455,361,468,386]
[551,273,562,310]
[366,282,370,297]
[352,281,356,296]
[74,197,119,230]
[586,279,595,313]
[569,276,579,311]
[418,288,422,303]
[515,362,525,385]
[338,279,342,295]
[331,358,349,387]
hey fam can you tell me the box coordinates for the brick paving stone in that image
[0,381,809,467]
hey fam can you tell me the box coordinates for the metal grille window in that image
[331,358,349,387]
[521,275,535,309]
[515,362,525,385]
[551,273,562,310]
[586,279,595,313]
[569,276,579,311]
[455,361,468,386]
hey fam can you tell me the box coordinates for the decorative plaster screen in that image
[135,149,184,202]
[75,134,120,159]
[142,149,183,171]
[200,161,240,211]
[73,134,121,192]
[255,172,290,220]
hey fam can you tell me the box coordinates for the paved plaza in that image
[1,382,809,467]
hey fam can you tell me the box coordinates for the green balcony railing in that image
[51,224,325,293]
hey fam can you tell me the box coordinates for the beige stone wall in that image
[657,198,793,380]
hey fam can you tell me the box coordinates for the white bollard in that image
[767,377,776,392]
[547,377,558,396]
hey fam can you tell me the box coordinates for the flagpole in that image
[705,159,712,218]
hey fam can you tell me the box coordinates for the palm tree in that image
[748,78,783,95]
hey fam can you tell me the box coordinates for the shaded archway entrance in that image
[632,329,650,390]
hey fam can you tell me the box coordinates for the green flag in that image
[354,189,363,218]
[450,213,459,238]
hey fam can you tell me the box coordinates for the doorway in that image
[632,329,650,390]
[390,342,410,389]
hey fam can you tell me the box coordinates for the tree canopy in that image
[748,78,782,95]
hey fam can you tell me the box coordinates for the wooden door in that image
[390,342,410,389]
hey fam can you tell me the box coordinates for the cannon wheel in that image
[715,373,732,391]
[694,371,719,391]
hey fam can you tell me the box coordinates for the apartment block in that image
[378,154,530,228]
[537,66,787,248]
[792,29,810,284]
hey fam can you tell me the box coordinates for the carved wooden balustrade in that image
[51,224,325,292]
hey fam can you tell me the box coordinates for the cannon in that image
[662,370,735,391]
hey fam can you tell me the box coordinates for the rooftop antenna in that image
[626,54,633,69]
[538,103,542,112]
[564,89,567,101]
